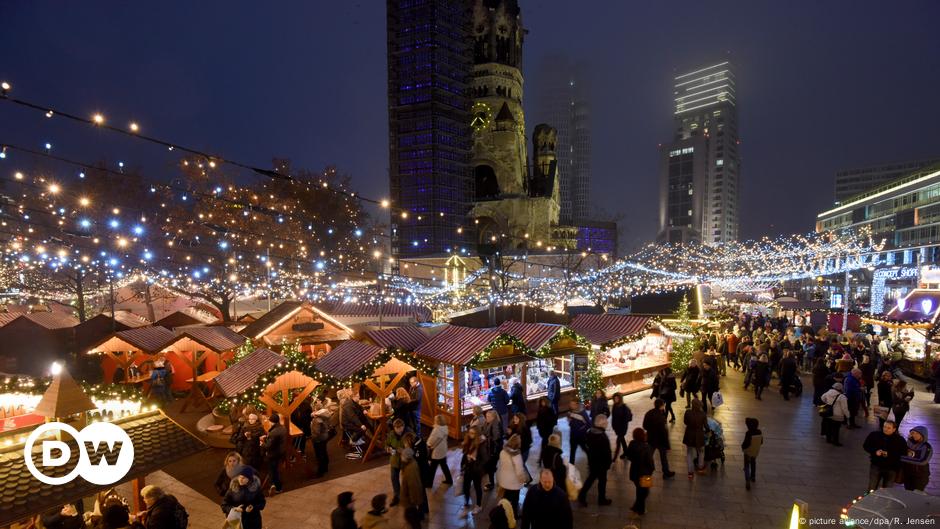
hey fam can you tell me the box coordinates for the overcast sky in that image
[2,1,939,251]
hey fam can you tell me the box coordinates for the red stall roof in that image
[414,326,501,365]
[213,348,285,397]
[315,340,385,380]
[569,314,651,346]
[496,321,566,351]
[366,326,430,351]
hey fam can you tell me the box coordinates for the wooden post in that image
[132,476,145,513]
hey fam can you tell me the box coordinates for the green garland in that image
[535,327,593,357]
[0,375,143,403]
[471,334,531,366]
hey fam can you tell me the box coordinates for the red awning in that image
[414,326,501,365]
[315,340,385,380]
[496,321,565,351]
[569,314,650,346]
[366,326,430,351]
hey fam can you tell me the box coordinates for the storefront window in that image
[460,363,522,413]
[896,328,927,361]
[525,357,573,395]
[598,334,671,376]
[436,363,456,412]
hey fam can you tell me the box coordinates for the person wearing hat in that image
[221,466,266,529]
[820,382,849,446]
[900,425,932,491]
[331,492,357,529]
[361,494,390,529]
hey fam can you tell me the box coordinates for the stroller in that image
[704,417,726,469]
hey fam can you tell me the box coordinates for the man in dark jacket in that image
[862,420,908,491]
[261,414,287,495]
[330,491,357,529]
[290,396,313,460]
[779,351,799,401]
[701,362,720,414]
[566,399,590,464]
[521,469,573,529]
[408,375,423,436]
[488,377,511,430]
[610,393,632,460]
[509,378,526,415]
[546,370,561,414]
[643,398,675,478]
[683,399,707,479]
[578,415,613,506]
[131,486,186,529]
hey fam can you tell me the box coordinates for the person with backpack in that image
[221,466,266,529]
[741,417,763,490]
[610,393,632,461]
[820,382,849,446]
[310,408,332,478]
[260,414,287,495]
[130,486,188,529]
[566,399,590,465]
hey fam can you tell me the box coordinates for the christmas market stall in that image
[163,326,248,411]
[862,288,940,378]
[569,313,672,394]
[239,301,354,359]
[364,325,433,352]
[0,368,206,526]
[494,321,590,412]
[85,326,177,385]
[0,311,79,375]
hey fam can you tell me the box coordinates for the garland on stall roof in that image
[336,347,437,388]
[470,334,532,366]
[0,375,143,402]
[534,327,593,357]
[598,322,653,352]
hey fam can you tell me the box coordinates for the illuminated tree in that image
[670,295,696,373]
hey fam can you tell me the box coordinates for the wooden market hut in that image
[364,326,432,351]
[239,301,353,359]
[315,340,430,409]
[0,312,80,375]
[569,313,671,394]
[0,409,207,526]
[153,307,219,328]
[73,311,151,356]
[214,348,286,400]
[86,326,177,384]
[163,326,247,388]
[862,288,940,377]
[326,302,432,330]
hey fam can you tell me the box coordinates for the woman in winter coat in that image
[389,387,417,433]
[482,409,505,490]
[891,380,914,428]
[625,428,655,516]
[535,397,557,450]
[610,393,632,461]
[234,413,264,471]
[821,382,850,446]
[399,433,429,520]
[752,354,771,400]
[700,362,720,414]
[653,367,678,422]
[590,389,610,421]
[509,378,526,415]
[683,398,707,479]
[495,434,528,514]
[214,452,246,497]
[426,415,453,487]
[221,466,266,529]
[812,358,830,405]
[681,360,702,408]
[540,432,567,486]
[900,425,932,491]
[460,428,487,516]
[508,412,532,475]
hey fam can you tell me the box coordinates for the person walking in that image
[863,420,908,491]
[680,360,701,408]
[361,494,390,529]
[330,492,357,529]
[779,351,798,401]
[310,408,331,478]
[508,412,533,477]
[610,393,633,461]
[496,434,528,514]
[844,368,864,429]
[683,399,707,480]
[399,433,429,521]
[566,399,591,464]
[426,415,453,487]
[821,382,849,446]
[546,370,561,414]
[221,466,265,529]
[385,419,411,506]
[214,452,245,497]
[752,354,770,400]
[891,379,914,428]
[290,396,313,461]
[520,470,573,529]
[625,427,654,516]
[701,362,719,414]
[535,397,556,451]
[539,433,567,489]
[459,428,487,517]
[233,412,264,472]
[900,425,932,492]
[590,389,610,421]
[643,398,675,479]
[409,376,424,436]
[487,498,516,529]
[652,367,678,422]
[482,409,505,490]
[509,377,526,416]
[260,414,286,496]
[741,417,763,490]
[812,358,831,405]
[577,415,613,507]
[488,377,511,430]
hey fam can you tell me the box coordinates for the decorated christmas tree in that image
[670,295,697,373]
[578,351,604,402]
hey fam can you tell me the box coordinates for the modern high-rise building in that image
[834,158,940,205]
[386,0,473,258]
[530,57,592,223]
[658,61,740,245]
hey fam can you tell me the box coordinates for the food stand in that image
[569,314,672,394]
[86,326,177,385]
[862,288,940,378]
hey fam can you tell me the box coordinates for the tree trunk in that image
[211,294,233,323]
[143,282,156,323]
[74,269,86,323]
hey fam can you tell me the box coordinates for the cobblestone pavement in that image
[159,368,939,529]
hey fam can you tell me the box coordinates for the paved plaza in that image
[152,369,939,529]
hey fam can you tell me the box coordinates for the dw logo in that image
[23,422,135,486]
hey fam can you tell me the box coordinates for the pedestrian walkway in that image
[161,369,939,528]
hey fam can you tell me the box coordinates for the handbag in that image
[711,391,724,408]
[639,475,653,488]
